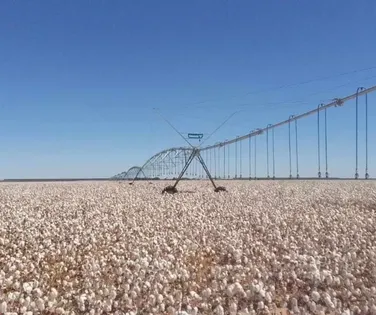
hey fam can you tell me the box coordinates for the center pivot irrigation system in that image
[130,109,239,194]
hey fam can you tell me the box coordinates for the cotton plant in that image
[0,180,375,314]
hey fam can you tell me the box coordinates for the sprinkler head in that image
[162,186,178,194]
[129,182,133,185]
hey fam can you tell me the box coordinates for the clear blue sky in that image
[1,0,375,179]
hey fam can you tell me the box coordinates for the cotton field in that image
[0,180,376,315]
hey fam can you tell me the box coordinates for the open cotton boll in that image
[0,301,7,313]
[1,181,376,313]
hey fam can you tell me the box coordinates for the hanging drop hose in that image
[217,146,220,179]
[365,93,369,179]
[324,107,329,178]
[355,87,363,179]
[295,119,299,179]
[209,149,212,177]
[240,140,242,178]
[223,144,226,179]
[214,147,217,179]
[254,135,257,179]
[272,127,275,179]
[249,135,252,180]
[317,105,321,178]
[288,115,294,179]
[228,145,230,179]
[235,138,238,178]
[266,126,270,178]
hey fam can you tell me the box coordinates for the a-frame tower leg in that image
[162,148,226,194]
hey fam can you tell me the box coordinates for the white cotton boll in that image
[109,288,117,300]
[308,301,317,313]
[23,282,33,295]
[227,284,235,297]
[49,288,58,301]
[157,294,163,304]
[257,301,265,310]
[214,305,224,315]
[36,297,45,311]
[323,292,335,309]
[265,292,272,304]
[129,290,137,299]
[167,306,175,315]
[370,305,376,315]
[167,294,174,305]
[229,301,238,315]
[148,294,156,306]
[342,309,351,315]
[34,288,43,298]
[188,307,198,315]
[0,301,7,313]
[246,290,253,299]
[201,288,211,299]
[311,290,320,302]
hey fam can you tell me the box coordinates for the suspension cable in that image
[295,119,299,179]
[324,107,329,178]
[365,93,369,179]
[317,104,321,178]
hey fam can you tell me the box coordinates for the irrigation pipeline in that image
[116,85,375,182]
[200,85,376,152]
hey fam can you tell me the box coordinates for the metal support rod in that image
[295,119,299,179]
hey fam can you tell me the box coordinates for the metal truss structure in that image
[112,85,376,182]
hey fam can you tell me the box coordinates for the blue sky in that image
[0,0,376,179]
